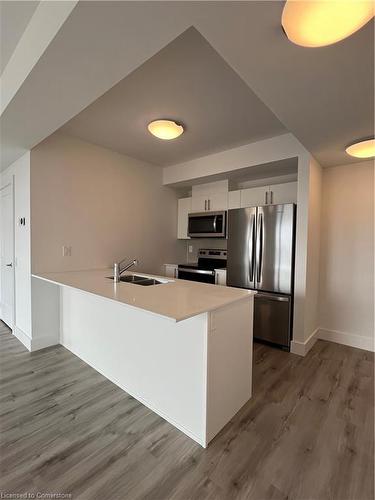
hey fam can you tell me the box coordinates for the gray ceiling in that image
[1,1,374,170]
[61,28,286,166]
[0,1,39,74]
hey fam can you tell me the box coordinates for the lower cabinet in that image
[164,264,178,278]
[215,269,227,286]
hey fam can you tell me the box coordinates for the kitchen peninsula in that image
[33,269,254,447]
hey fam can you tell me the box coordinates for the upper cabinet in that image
[177,197,192,239]
[240,186,269,208]
[228,190,241,209]
[240,182,297,208]
[177,180,297,239]
[191,180,228,212]
[269,182,297,204]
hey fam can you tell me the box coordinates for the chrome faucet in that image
[113,258,138,282]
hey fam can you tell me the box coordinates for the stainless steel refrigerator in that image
[227,204,296,350]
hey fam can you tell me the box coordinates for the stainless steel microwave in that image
[188,211,227,238]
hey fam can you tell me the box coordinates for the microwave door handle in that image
[213,215,217,232]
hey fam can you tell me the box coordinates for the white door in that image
[228,190,241,209]
[269,182,298,204]
[191,194,207,212]
[0,183,14,328]
[208,192,228,211]
[240,186,268,208]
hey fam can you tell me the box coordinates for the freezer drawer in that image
[254,292,291,349]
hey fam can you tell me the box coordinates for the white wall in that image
[31,133,185,275]
[0,152,32,339]
[319,161,374,351]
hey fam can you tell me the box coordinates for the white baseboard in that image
[318,328,374,352]
[31,335,59,351]
[290,328,319,356]
[14,326,32,351]
[13,327,59,352]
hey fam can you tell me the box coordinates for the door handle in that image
[265,191,268,205]
[208,199,211,211]
[6,263,12,267]
[204,199,207,211]
[270,191,273,204]
[249,214,255,282]
[256,213,263,283]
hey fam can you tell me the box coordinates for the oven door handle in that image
[178,267,215,276]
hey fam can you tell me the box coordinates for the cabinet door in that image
[240,186,268,208]
[228,190,241,209]
[191,195,207,213]
[215,269,227,286]
[164,264,178,278]
[177,197,192,239]
[208,192,228,211]
[269,182,297,205]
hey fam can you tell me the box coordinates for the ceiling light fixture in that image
[281,0,374,48]
[345,138,375,158]
[147,119,184,140]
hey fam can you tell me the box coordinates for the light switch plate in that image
[188,245,193,253]
[62,245,72,257]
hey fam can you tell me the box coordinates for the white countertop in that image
[33,269,254,322]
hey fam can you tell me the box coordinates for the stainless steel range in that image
[177,249,227,284]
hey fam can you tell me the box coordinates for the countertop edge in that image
[32,272,255,323]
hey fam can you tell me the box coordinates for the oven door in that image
[188,211,226,238]
[178,267,216,284]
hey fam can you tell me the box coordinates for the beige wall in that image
[31,133,185,275]
[319,160,374,348]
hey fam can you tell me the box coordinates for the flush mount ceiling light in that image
[147,119,184,140]
[346,138,375,158]
[281,0,374,47]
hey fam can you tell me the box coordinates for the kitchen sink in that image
[107,275,163,286]
[134,278,162,286]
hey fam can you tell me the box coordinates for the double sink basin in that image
[108,274,163,286]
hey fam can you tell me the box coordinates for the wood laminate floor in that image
[0,321,373,500]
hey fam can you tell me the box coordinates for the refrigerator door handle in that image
[256,212,263,283]
[256,293,289,302]
[249,214,256,281]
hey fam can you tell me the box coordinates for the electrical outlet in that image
[188,245,193,253]
[62,246,72,257]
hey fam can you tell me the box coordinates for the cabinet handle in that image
[270,191,273,204]
[205,199,207,211]
[265,191,268,205]
[208,199,211,210]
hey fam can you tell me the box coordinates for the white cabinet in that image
[228,190,241,209]
[215,269,227,286]
[191,194,208,212]
[191,180,228,212]
[208,191,228,211]
[177,197,192,239]
[164,264,178,278]
[240,186,268,208]
[239,182,297,208]
[268,182,297,204]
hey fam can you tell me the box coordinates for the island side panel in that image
[205,296,253,445]
[60,286,208,446]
